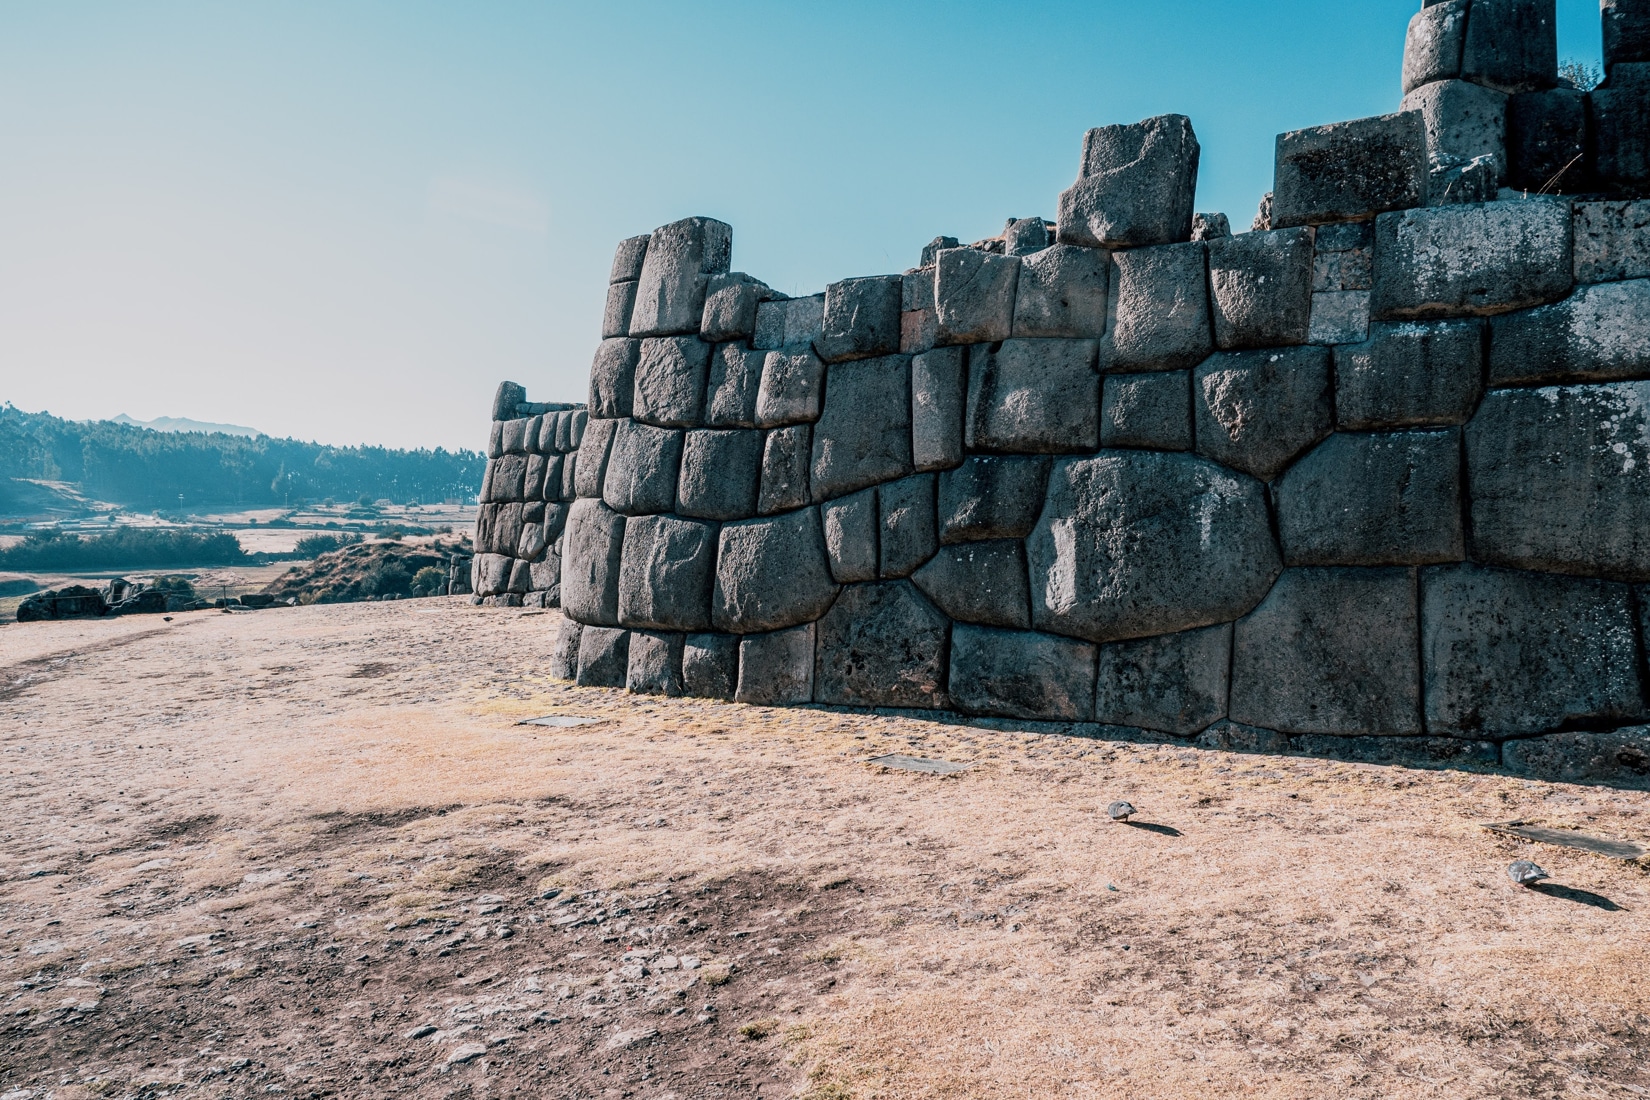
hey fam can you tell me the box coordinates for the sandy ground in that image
[1,601,1647,1100]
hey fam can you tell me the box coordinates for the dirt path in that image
[1,600,1647,1099]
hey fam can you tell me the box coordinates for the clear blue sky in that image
[0,1,1606,451]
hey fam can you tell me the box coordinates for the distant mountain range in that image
[108,413,262,438]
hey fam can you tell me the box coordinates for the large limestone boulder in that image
[1056,115,1199,249]
[948,625,1097,720]
[810,355,913,500]
[1371,200,1571,320]
[1095,623,1231,736]
[813,582,949,708]
[712,508,839,633]
[617,514,718,632]
[965,339,1100,454]
[1193,347,1333,482]
[629,217,732,338]
[560,499,626,626]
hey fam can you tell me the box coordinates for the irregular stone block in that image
[934,248,1019,345]
[1313,237,1373,291]
[492,380,526,422]
[755,348,825,427]
[501,418,530,455]
[703,343,765,429]
[602,280,637,339]
[633,336,712,428]
[1231,567,1421,735]
[1422,563,1642,736]
[1193,347,1334,481]
[517,519,547,561]
[617,514,717,632]
[1251,192,1274,233]
[1604,0,1650,74]
[1095,623,1231,736]
[494,504,525,558]
[948,625,1097,720]
[1460,0,1557,95]
[626,631,684,697]
[1488,280,1650,385]
[921,236,961,266]
[1100,370,1191,451]
[1307,291,1372,345]
[754,295,826,351]
[550,617,582,680]
[1503,727,1650,785]
[1573,200,1650,284]
[575,626,630,688]
[473,553,511,597]
[1056,115,1199,249]
[1318,220,1374,253]
[1399,79,1509,180]
[1102,242,1212,373]
[508,557,531,594]
[529,551,561,596]
[1466,381,1650,580]
[1402,0,1468,93]
[1196,719,1291,755]
[758,425,812,515]
[589,339,641,419]
[903,268,934,313]
[1370,199,1572,320]
[1288,733,1499,768]
[491,454,528,501]
[524,455,548,500]
[735,624,816,705]
[559,453,579,502]
[712,508,838,633]
[630,217,732,338]
[815,276,902,363]
[602,421,684,516]
[938,456,1050,543]
[900,308,938,355]
[538,413,560,454]
[561,499,626,626]
[911,540,1031,629]
[879,474,938,579]
[814,582,950,708]
[1592,63,1650,191]
[811,355,913,500]
[1191,212,1231,241]
[487,422,504,460]
[1003,217,1050,256]
[752,299,788,350]
[676,429,761,521]
[1027,451,1282,642]
[1012,243,1109,339]
[911,347,966,472]
[821,487,878,584]
[700,273,767,343]
[1272,112,1429,227]
[965,339,1100,454]
[1334,320,1483,429]
[1507,88,1590,193]
[542,501,571,542]
[1431,155,1501,205]
[1208,228,1315,349]
[610,234,649,283]
[1275,430,1465,566]
[682,633,739,700]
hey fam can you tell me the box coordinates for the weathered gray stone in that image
[1431,155,1500,205]
[626,631,684,696]
[1196,719,1291,754]
[911,347,966,472]
[538,413,560,454]
[1604,0,1650,74]
[508,557,531,595]
[704,343,765,428]
[1402,0,1468,93]
[1400,79,1508,183]
[491,455,528,501]
[811,356,912,500]
[755,348,825,427]
[522,456,547,502]
[682,633,739,700]
[948,625,1097,720]
[559,453,579,501]
[676,429,761,521]
[1231,567,1421,735]
[735,624,816,706]
[602,421,684,516]
[1314,221,1374,283]
[501,418,530,455]
[561,499,626,626]
[1487,280,1650,386]
[550,617,582,680]
[1003,217,1051,256]
[814,582,949,708]
[879,474,938,579]
[633,336,712,428]
[1011,244,1109,339]
[1100,370,1192,451]
[921,236,961,266]
[938,456,1050,543]
[1027,451,1282,642]
[1272,113,1429,227]
[901,307,938,355]
[752,299,788,351]
[815,276,903,363]
[934,248,1020,346]
[1592,63,1650,191]
[1095,623,1231,736]
[492,380,526,421]
[965,339,1100,454]
[1102,242,1213,373]
[602,281,637,339]
[617,514,717,632]
[517,518,547,561]
[1372,199,1573,319]
[589,339,641,419]
[529,550,561,596]
[1193,347,1334,481]
[712,508,838,633]
[610,234,649,283]
[911,540,1031,629]
[1503,728,1650,785]
[1466,381,1650,581]
[1208,229,1315,349]
[700,273,767,343]
[1251,192,1274,233]
[1460,0,1557,95]
[575,626,630,688]
[487,422,504,460]
[1334,320,1484,429]
[1289,733,1499,768]
[1422,564,1643,736]
[1573,201,1650,284]
[1275,430,1465,566]
[1307,291,1372,345]
[822,488,878,583]
[903,268,933,313]
[1056,115,1199,249]
[542,502,571,542]
[1190,212,1231,241]
[753,295,826,351]
[758,425,812,515]
[473,553,511,598]
[1506,88,1589,193]
[630,217,732,338]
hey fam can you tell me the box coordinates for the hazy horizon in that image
[0,0,1606,451]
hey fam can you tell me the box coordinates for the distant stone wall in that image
[478,0,1650,786]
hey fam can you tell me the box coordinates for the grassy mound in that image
[263,540,462,604]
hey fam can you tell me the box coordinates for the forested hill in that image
[0,405,485,510]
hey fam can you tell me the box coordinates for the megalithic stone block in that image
[626,631,684,697]
[630,217,733,338]
[1099,370,1192,451]
[1095,622,1231,736]
[617,514,718,632]
[911,347,966,472]
[1370,200,1572,320]
[1333,320,1484,429]
[1402,0,1468,93]
[1102,242,1213,373]
[1003,217,1051,256]
[754,294,826,351]
[1593,63,1650,191]
[1011,243,1109,339]
[602,281,638,339]
[704,343,766,429]
[701,273,769,344]
[948,624,1097,720]
[911,539,1032,629]
[1207,228,1315,349]
[1193,347,1334,482]
[934,248,1020,346]
[1056,114,1200,249]
[1460,0,1557,95]
[633,336,712,428]
[755,348,825,427]
[1572,200,1650,284]
[1603,0,1650,75]
[1399,79,1509,182]
[1272,113,1429,228]
[487,422,504,460]
[878,473,938,579]
[560,498,626,627]
[501,419,530,455]
[1488,280,1650,385]
[938,456,1051,543]
[813,582,950,708]
[682,633,739,700]
[965,339,1101,454]
[1506,88,1590,193]
[811,355,913,500]
[735,624,816,705]
[610,234,650,283]
[575,626,630,688]
[1503,727,1650,784]
[1306,291,1372,346]
[550,618,583,680]
[821,487,879,583]
[492,455,529,501]
[492,381,527,421]
[589,339,641,419]
[712,508,838,633]
[758,425,812,515]
[573,419,618,499]
[676,429,762,521]
[815,276,903,363]
[602,420,684,516]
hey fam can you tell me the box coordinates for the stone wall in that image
[478,0,1650,785]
